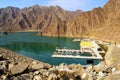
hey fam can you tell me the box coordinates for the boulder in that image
[0,61,8,73]
[0,74,8,80]
[30,61,51,70]
[79,69,89,80]
[31,63,44,70]
[8,63,14,70]
[94,61,108,72]
[10,74,33,80]
[116,64,120,71]
[0,55,3,59]
[10,63,29,75]
[79,68,93,80]
[33,75,42,80]
[48,73,57,80]
[48,66,58,75]
[105,46,120,67]
[96,71,106,80]
[33,71,40,75]
[104,73,120,80]
[68,64,83,71]
[21,74,33,80]
[111,67,116,73]
[10,76,24,80]
[85,65,93,73]
[58,68,76,80]
[57,63,66,70]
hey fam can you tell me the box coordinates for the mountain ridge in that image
[0,0,120,43]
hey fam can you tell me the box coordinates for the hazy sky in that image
[0,0,109,11]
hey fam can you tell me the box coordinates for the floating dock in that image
[52,39,104,60]
[52,48,103,60]
[52,54,103,60]
[73,38,82,42]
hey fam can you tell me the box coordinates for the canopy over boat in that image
[80,41,94,48]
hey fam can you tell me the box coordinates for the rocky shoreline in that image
[0,45,120,80]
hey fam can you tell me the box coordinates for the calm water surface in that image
[0,32,100,65]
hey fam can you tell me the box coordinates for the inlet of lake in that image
[0,32,100,65]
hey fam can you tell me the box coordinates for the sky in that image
[0,0,109,11]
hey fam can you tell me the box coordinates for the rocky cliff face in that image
[94,0,120,43]
[0,0,119,43]
[0,7,20,31]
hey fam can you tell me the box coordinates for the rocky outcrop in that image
[105,45,120,67]
[0,0,120,43]
[10,63,29,75]
[105,73,120,80]
[0,47,83,79]
[0,38,120,80]
[0,47,51,79]
[0,7,20,31]
[93,0,120,43]
[0,46,120,80]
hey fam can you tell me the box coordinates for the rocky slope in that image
[93,0,120,43]
[0,5,80,32]
[0,45,120,80]
[0,7,20,31]
[0,0,120,43]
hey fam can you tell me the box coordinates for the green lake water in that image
[0,32,100,65]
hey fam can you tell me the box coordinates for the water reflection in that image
[0,32,100,65]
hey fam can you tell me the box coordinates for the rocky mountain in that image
[0,0,120,43]
[94,0,120,43]
[0,7,20,31]
[0,5,81,34]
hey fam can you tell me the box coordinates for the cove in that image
[0,32,100,65]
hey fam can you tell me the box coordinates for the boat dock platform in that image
[73,38,82,42]
[52,54,103,59]
[52,38,104,60]
[52,48,103,60]
[56,49,81,53]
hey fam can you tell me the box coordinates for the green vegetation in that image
[98,44,108,52]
